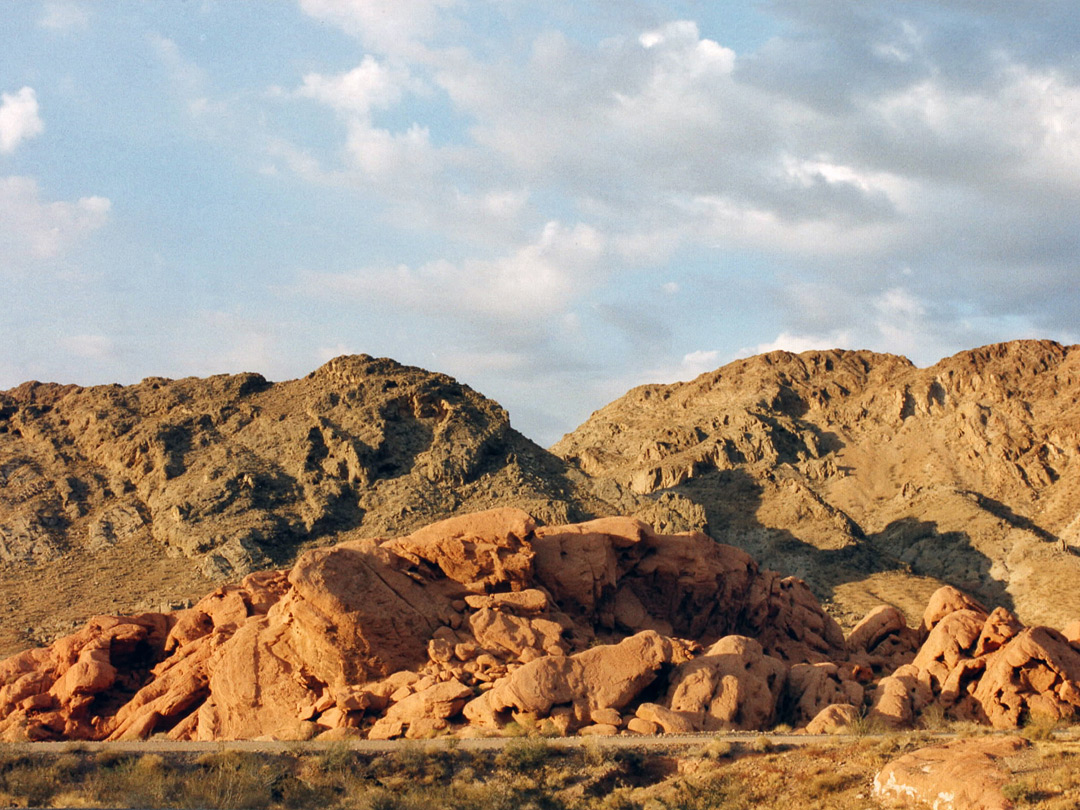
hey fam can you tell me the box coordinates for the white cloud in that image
[39,2,91,30]
[298,56,419,116]
[0,176,110,265]
[678,349,721,377]
[305,221,606,322]
[0,88,44,154]
[753,331,854,356]
[298,0,457,56]
[345,119,436,179]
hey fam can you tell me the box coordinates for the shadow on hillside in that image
[667,468,1016,614]
[866,517,1014,611]
[969,492,1060,546]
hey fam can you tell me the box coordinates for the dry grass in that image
[2,731,1080,809]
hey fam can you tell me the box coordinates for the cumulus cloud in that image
[269,2,1080,438]
[304,221,606,323]
[298,56,420,116]
[298,0,457,56]
[753,332,854,356]
[0,176,110,267]
[0,87,44,153]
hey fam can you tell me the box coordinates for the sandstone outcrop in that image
[874,736,1027,810]
[3,515,1080,742]
[666,635,786,731]
[0,509,845,742]
[865,585,1080,729]
[804,703,860,734]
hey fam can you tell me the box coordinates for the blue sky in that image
[3,1,1079,445]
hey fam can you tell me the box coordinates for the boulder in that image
[0,614,171,741]
[912,609,986,689]
[804,703,860,734]
[635,702,697,734]
[368,680,473,740]
[868,664,934,728]
[845,605,919,673]
[382,508,536,593]
[742,574,846,664]
[667,636,787,731]
[470,630,688,729]
[919,586,988,639]
[974,607,1024,657]
[467,608,566,661]
[784,662,863,727]
[971,627,1080,728]
[464,589,549,614]
[874,736,1027,810]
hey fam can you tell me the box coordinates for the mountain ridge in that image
[552,339,1080,629]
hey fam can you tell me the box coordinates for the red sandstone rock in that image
[971,626,1080,728]
[868,664,934,728]
[466,630,688,730]
[667,636,787,731]
[743,573,846,664]
[912,609,987,689]
[846,605,920,673]
[804,703,860,734]
[532,516,844,664]
[920,586,988,639]
[785,662,863,727]
[635,702,697,733]
[974,607,1024,657]
[368,679,473,740]
[874,736,1027,810]
[6,509,1079,743]
[383,508,536,593]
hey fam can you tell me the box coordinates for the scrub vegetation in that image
[2,730,1080,810]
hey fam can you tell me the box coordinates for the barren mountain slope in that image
[552,340,1080,628]
[0,355,702,656]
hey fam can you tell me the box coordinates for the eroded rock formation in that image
[2,508,1078,742]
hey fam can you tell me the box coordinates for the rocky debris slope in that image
[552,340,1080,629]
[2,509,1078,743]
[0,356,702,656]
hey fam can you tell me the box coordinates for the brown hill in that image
[0,356,702,657]
[552,340,1080,629]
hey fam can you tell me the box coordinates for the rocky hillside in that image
[552,340,1080,629]
[3,509,1078,743]
[0,355,702,656]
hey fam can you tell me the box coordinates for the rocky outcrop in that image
[0,509,844,742]
[874,736,1028,810]
[867,586,1080,729]
[0,357,705,657]
[3,514,1080,743]
[553,340,1080,630]
[666,636,787,731]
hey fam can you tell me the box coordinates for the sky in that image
[3,1,1079,445]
